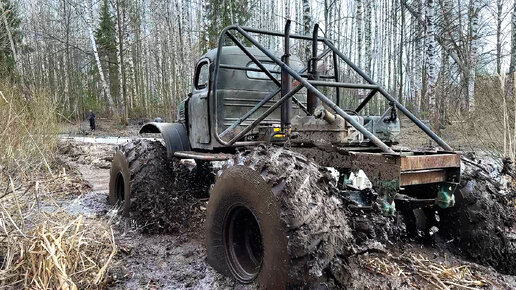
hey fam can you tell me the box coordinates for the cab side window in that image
[195,61,209,90]
[246,62,279,80]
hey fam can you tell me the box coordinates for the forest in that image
[2,0,513,127]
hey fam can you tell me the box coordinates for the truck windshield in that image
[246,62,279,80]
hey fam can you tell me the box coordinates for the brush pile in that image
[0,212,116,289]
[0,170,116,289]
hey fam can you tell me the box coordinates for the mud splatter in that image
[438,154,516,275]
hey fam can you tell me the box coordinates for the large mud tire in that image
[206,146,353,288]
[108,139,197,233]
[438,161,516,275]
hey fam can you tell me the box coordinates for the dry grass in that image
[360,253,490,289]
[0,83,58,180]
[0,212,116,289]
[0,82,117,289]
[445,75,516,158]
[0,167,117,289]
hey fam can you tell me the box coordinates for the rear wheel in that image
[206,147,353,288]
[206,165,286,286]
[438,162,516,275]
[108,139,197,233]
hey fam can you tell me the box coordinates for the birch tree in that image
[466,0,480,111]
[302,0,311,60]
[497,0,504,75]
[356,0,363,69]
[84,0,115,110]
[426,0,437,121]
[0,0,506,124]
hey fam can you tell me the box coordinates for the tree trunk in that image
[467,0,480,111]
[399,0,405,105]
[85,0,115,111]
[356,0,363,69]
[116,0,128,125]
[426,0,438,128]
[497,0,503,75]
[510,0,516,73]
[302,0,311,61]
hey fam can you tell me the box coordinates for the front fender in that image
[139,122,191,157]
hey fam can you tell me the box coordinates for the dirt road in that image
[56,136,516,289]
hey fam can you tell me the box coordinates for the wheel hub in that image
[115,172,125,202]
[224,205,263,283]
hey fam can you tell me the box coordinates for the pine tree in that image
[96,0,115,53]
[201,0,251,52]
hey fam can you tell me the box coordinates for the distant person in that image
[154,117,163,123]
[88,111,96,131]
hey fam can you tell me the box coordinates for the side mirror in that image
[188,92,193,98]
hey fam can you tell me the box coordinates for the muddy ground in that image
[52,134,516,289]
[56,138,236,289]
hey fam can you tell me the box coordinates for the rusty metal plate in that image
[400,169,447,186]
[400,154,460,171]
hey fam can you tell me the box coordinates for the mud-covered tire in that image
[206,165,288,286]
[206,146,353,288]
[108,149,131,214]
[438,161,516,275]
[109,139,173,217]
[108,139,197,233]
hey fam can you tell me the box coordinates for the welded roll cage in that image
[209,21,453,154]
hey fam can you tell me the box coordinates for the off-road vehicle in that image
[109,22,463,288]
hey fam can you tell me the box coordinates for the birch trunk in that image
[399,0,405,104]
[467,0,480,111]
[356,0,363,69]
[116,0,128,124]
[365,0,372,75]
[364,0,372,113]
[85,0,115,110]
[302,0,311,61]
[426,0,438,124]
[497,0,503,75]
[510,0,516,73]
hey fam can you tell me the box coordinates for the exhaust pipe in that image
[314,106,336,124]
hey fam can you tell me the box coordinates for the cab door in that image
[188,59,211,146]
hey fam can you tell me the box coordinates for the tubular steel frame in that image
[210,22,453,153]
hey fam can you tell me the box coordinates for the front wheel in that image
[206,165,288,286]
[108,139,194,233]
